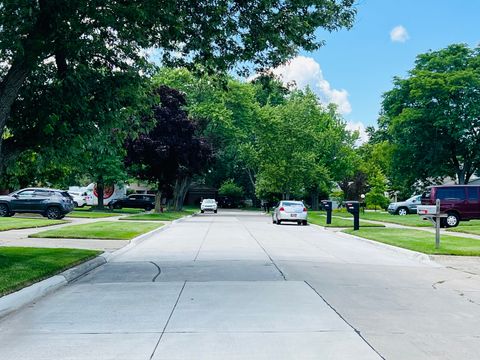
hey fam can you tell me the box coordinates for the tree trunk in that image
[0,59,31,166]
[154,184,163,214]
[173,177,191,211]
[310,190,319,211]
[96,178,105,210]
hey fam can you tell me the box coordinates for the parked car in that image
[421,185,480,227]
[0,188,74,219]
[387,195,422,215]
[68,191,87,208]
[272,200,308,225]
[108,194,155,211]
[201,199,218,213]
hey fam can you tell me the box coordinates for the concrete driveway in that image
[1,210,480,359]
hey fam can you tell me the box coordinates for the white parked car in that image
[272,201,308,225]
[68,191,87,208]
[201,199,218,213]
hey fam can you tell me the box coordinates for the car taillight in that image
[279,207,285,212]
[303,207,307,212]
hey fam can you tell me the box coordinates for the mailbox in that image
[321,200,333,224]
[345,201,360,230]
[417,205,437,215]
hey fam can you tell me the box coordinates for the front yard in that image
[0,217,67,231]
[344,228,480,256]
[29,221,163,240]
[0,247,100,296]
[309,212,385,228]
[122,210,196,221]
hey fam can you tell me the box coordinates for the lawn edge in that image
[310,223,439,266]
[0,219,69,232]
[0,213,195,319]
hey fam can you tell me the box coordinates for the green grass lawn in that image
[448,225,480,236]
[0,247,100,296]
[29,221,163,240]
[67,211,120,218]
[0,217,67,231]
[309,212,385,228]
[122,210,195,221]
[344,228,480,256]
[330,210,432,227]
[74,206,144,214]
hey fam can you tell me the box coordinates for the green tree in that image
[0,1,356,172]
[365,169,389,211]
[380,44,480,187]
[218,180,244,202]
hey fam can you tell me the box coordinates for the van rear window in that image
[436,188,466,200]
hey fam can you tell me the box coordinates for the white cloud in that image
[390,25,409,43]
[270,56,352,115]
[346,121,369,145]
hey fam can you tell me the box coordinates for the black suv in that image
[0,188,75,219]
[108,194,155,211]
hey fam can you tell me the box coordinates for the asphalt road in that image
[1,210,479,359]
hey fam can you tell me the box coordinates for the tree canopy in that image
[380,44,480,188]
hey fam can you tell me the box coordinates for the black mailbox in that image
[345,201,360,230]
[321,200,333,224]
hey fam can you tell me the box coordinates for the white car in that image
[272,200,308,225]
[201,199,218,213]
[68,191,87,208]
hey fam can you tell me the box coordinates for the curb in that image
[310,223,440,267]
[0,214,196,319]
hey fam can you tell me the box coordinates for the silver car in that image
[272,200,308,225]
[387,195,421,215]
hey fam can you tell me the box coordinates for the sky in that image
[271,0,480,141]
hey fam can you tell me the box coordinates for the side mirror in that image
[12,194,18,199]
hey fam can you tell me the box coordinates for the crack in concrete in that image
[149,261,162,282]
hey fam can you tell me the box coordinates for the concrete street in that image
[1,210,480,359]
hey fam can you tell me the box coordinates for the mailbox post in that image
[321,200,333,225]
[346,201,360,230]
[417,199,446,249]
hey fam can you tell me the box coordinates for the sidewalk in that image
[0,215,162,251]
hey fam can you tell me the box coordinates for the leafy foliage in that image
[218,180,244,199]
[125,85,212,210]
[380,44,480,187]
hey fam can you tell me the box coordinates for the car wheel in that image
[445,212,460,228]
[272,217,276,224]
[396,207,408,216]
[297,221,302,226]
[302,220,308,226]
[277,218,282,225]
[201,210,204,213]
[145,206,152,211]
[0,204,9,217]
[73,202,79,208]
[46,207,61,220]
[214,210,217,213]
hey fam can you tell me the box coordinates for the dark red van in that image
[421,185,480,227]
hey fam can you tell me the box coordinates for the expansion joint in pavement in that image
[149,281,186,360]
[304,281,386,360]
[241,222,286,280]
[194,220,213,261]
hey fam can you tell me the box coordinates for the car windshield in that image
[282,201,303,207]
[203,199,215,204]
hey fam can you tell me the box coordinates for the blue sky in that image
[278,0,480,138]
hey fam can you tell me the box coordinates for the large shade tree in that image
[380,44,480,187]
[0,0,356,173]
[126,86,212,212]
